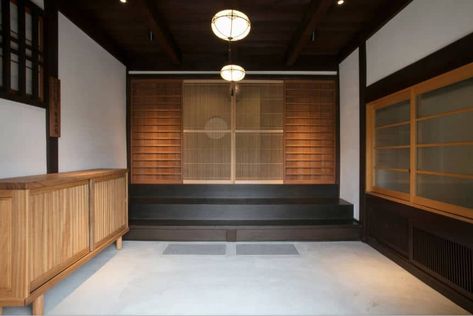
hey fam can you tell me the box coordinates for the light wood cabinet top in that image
[0,169,127,190]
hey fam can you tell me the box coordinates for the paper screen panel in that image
[183,132,231,181]
[183,83,231,130]
[284,80,336,183]
[236,82,284,130]
[236,132,283,180]
[131,79,183,184]
[183,82,232,181]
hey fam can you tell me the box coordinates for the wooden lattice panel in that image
[284,80,336,184]
[131,79,183,184]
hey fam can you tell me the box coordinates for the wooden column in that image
[44,0,59,173]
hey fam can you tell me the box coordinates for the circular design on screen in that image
[204,116,228,139]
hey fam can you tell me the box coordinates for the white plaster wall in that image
[0,0,46,179]
[0,101,47,178]
[58,14,127,172]
[339,49,360,219]
[366,0,473,86]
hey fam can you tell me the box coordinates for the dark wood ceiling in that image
[58,0,411,71]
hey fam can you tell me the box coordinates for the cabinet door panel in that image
[0,190,28,304]
[29,184,89,290]
[93,176,127,247]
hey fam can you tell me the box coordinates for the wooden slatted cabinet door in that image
[284,80,336,184]
[92,174,128,249]
[28,184,90,291]
[131,79,183,184]
[0,190,29,306]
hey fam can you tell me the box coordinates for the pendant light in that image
[211,10,251,41]
[211,9,250,82]
[220,64,245,82]
[219,41,246,82]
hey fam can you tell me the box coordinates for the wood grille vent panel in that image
[131,79,183,184]
[412,227,473,297]
[284,80,336,184]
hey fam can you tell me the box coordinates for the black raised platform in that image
[126,184,360,241]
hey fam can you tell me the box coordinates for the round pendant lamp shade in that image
[211,10,251,41]
[220,64,246,82]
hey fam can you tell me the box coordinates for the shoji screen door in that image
[183,81,284,183]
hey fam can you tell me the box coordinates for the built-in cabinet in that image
[0,169,128,315]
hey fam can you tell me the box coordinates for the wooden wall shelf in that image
[0,169,129,315]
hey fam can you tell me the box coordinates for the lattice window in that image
[1,0,44,105]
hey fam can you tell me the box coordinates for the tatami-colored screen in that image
[183,83,232,182]
[235,82,284,181]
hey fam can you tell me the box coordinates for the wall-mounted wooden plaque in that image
[49,77,61,137]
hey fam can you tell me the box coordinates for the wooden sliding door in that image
[130,79,183,184]
[129,78,337,185]
[284,80,336,184]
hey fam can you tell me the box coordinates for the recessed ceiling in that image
[58,0,411,71]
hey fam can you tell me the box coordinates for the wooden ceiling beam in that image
[136,0,181,65]
[285,0,333,66]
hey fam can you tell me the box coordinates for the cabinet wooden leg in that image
[116,236,123,250]
[32,295,44,315]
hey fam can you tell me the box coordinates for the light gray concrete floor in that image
[4,241,469,315]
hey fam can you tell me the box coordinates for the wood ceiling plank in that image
[135,0,181,65]
[285,0,334,66]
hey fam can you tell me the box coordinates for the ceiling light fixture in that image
[211,9,251,41]
[337,0,344,5]
[120,0,127,3]
[212,9,250,82]
[220,64,246,82]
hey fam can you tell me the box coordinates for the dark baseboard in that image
[367,237,473,313]
[125,223,361,242]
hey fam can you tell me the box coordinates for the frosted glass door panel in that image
[417,111,473,144]
[417,78,473,118]
[375,101,409,127]
[376,124,410,147]
[417,174,473,209]
[375,170,409,193]
[375,148,409,169]
[417,146,473,175]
